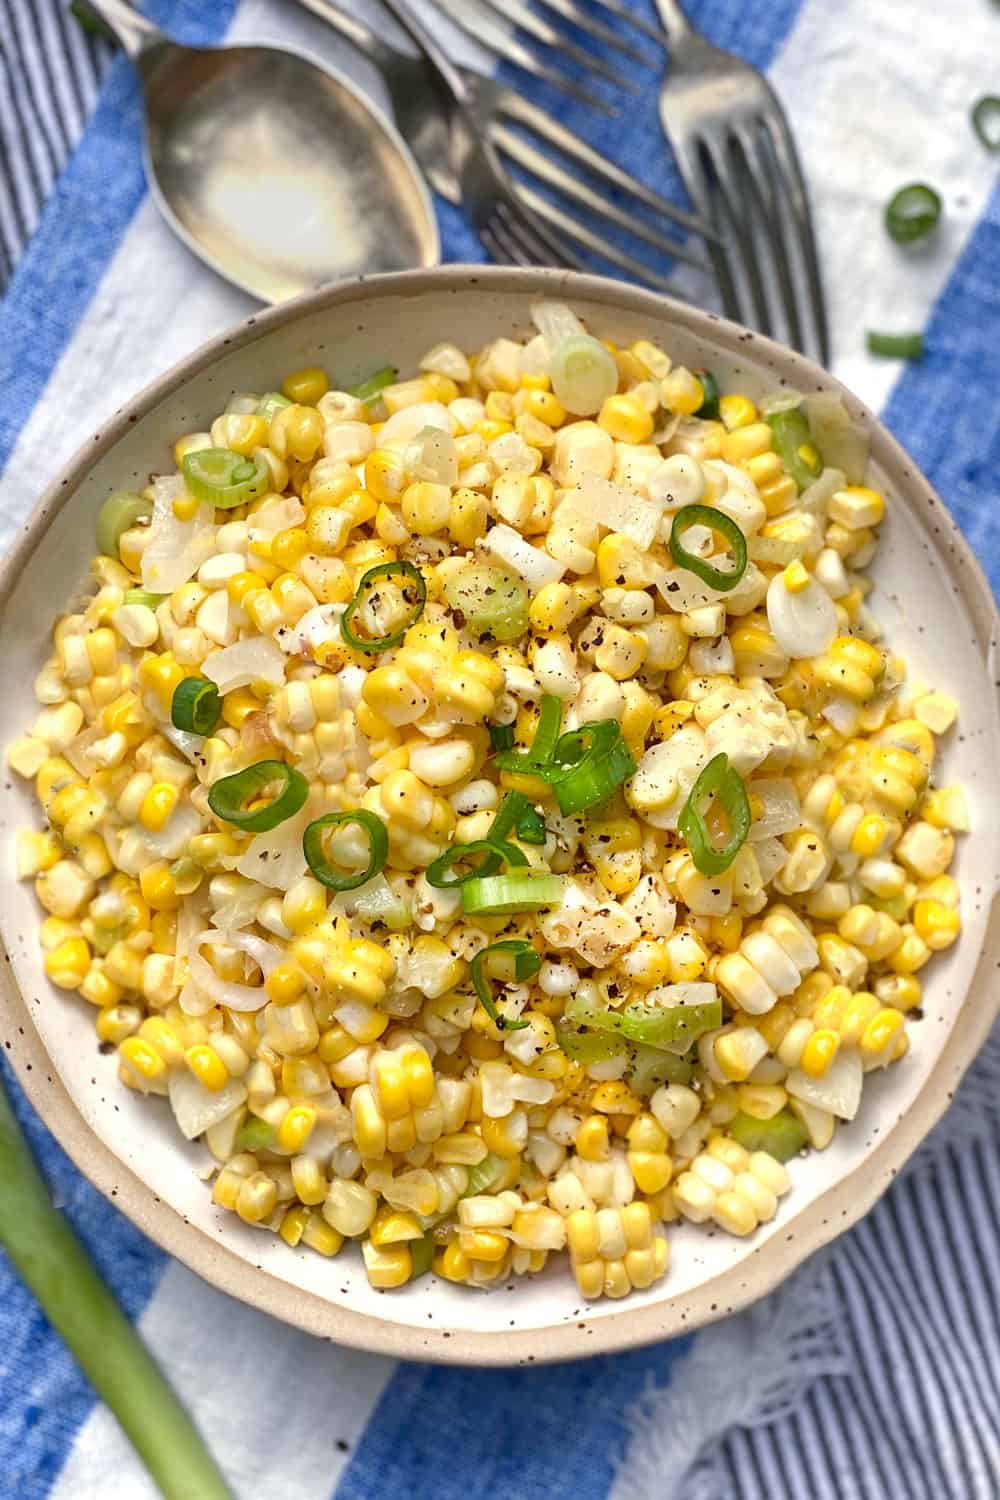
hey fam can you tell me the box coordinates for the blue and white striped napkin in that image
[1,2,999,1497]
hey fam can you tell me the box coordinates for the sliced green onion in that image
[182,448,269,510]
[694,369,721,421]
[494,694,564,773]
[425,838,527,889]
[764,407,823,493]
[669,503,749,591]
[550,335,619,416]
[443,561,529,644]
[678,752,751,876]
[866,331,925,361]
[235,1117,275,1153]
[208,760,308,833]
[123,589,166,608]
[348,366,397,403]
[96,491,152,561]
[549,721,635,816]
[628,1044,693,1094]
[409,1233,436,1279]
[885,182,941,244]
[564,991,624,1034]
[470,940,540,1029]
[972,95,1000,152]
[303,810,389,891]
[171,677,222,736]
[555,1024,628,1062]
[463,1152,506,1196]
[489,723,516,752]
[0,1075,233,1499]
[340,560,426,654]
[619,991,722,1049]
[729,1109,808,1162]
[515,804,546,845]
[461,871,564,916]
[487,790,531,844]
[257,391,292,423]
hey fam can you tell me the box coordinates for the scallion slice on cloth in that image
[885,182,941,244]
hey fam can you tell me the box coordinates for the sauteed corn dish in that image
[9,303,967,1301]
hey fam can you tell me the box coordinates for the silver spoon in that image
[86,0,440,302]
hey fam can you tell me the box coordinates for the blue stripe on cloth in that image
[0,0,238,480]
[880,176,1000,597]
[333,1338,691,1500]
[0,1058,166,1500]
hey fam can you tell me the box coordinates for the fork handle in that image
[651,0,697,48]
[289,0,404,77]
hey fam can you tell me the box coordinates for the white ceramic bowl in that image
[2,268,998,1366]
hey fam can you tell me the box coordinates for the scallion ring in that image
[257,391,292,423]
[488,723,515,752]
[765,407,822,493]
[493,693,563,773]
[678,752,751,876]
[302,810,389,891]
[515,804,547,845]
[669,503,748,592]
[95,491,152,561]
[340,560,426,654]
[207,760,308,833]
[694,369,721,420]
[182,448,269,510]
[549,723,636,816]
[425,838,527,889]
[885,183,941,245]
[171,676,222,736]
[348,366,397,403]
[470,940,540,1029]
[461,871,564,917]
[972,96,1000,153]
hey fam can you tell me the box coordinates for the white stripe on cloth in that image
[46,1261,394,1500]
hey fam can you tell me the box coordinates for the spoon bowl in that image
[89,0,439,301]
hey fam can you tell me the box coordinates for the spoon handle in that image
[82,0,164,59]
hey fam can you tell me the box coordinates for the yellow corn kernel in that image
[575,1114,611,1162]
[137,781,179,834]
[721,422,773,466]
[799,1028,840,1079]
[435,1242,472,1283]
[265,962,306,1007]
[44,937,91,990]
[282,366,329,405]
[172,493,200,522]
[829,485,885,529]
[628,1150,672,1194]
[590,1081,641,1116]
[298,1212,344,1257]
[369,1207,423,1248]
[458,1229,509,1263]
[912,899,960,951]
[480,1114,525,1160]
[352,1084,387,1157]
[598,393,655,444]
[875,974,921,1012]
[185,1044,228,1092]
[277,1104,317,1153]
[782,559,810,594]
[80,964,123,1010]
[889,928,932,975]
[759,475,798,517]
[95,1002,142,1044]
[362,1240,413,1289]
[119,1035,166,1084]
[137,861,178,913]
[279,1203,310,1248]
[860,1008,904,1058]
[718,394,756,430]
[235,1171,279,1225]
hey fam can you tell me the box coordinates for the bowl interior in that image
[1,272,998,1361]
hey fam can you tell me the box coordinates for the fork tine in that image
[669,137,743,325]
[758,105,830,364]
[707,135,776,339]
[492,124,708,270]
[731,127,803,353]
[531,0,649,65]
[587,0,665,45]
[495,87,717,240]
[469,0,636,91]
[434,0,616,113]
[515,184,678,291]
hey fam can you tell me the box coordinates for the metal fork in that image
[295,0,713,279]
[653,0,830,362]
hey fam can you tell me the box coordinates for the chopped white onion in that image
[247,496,305,540]
[518,333,551,378]
[203,635,286,693]
[331,873,411,930]
[236,803,315,889]
[565,473,660,550]
[759,389,805,417]
[822,697,860,735]
[138,799,204,860]
[141,476,216,594]
[550,335,619,417]
[419,342,471,382]
[803,394,869,484]
[482,524,565,590]
[210,879,273,931]
[530,299,586,348]
[160,724,205,762]
[656,559,766,615]
[188,929,283,1012]
[798,466,847,517]
[752,836,789,884]
[747,778,801,841]
[168,1070,248,1141]
[405,425,458,486]
[767,570,838,658]
[277,603,342,658]
[787,1050,863,1120]
[379,400,456,445]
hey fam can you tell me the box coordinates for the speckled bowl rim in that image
[2,266,998,1367]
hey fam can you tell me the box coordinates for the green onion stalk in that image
[0,1074,233,1499]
